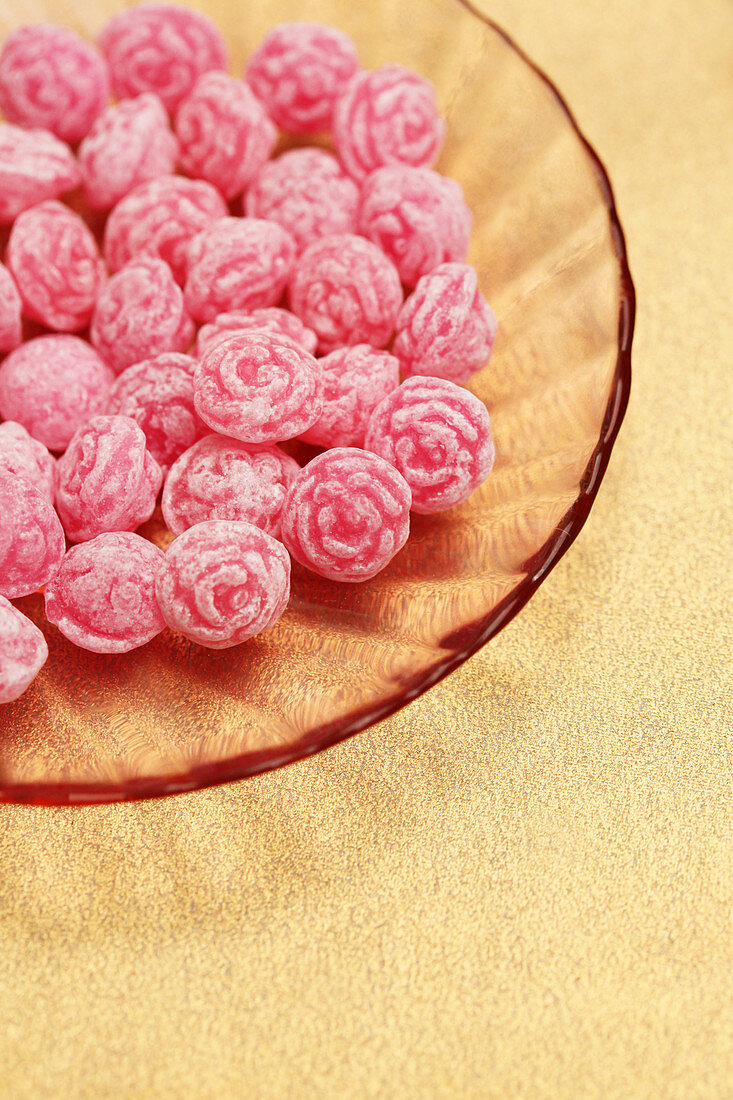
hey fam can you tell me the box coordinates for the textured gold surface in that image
[0,0,731,1095]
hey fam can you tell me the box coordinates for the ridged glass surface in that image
[0,0,633,803]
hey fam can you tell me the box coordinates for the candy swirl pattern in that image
[0,595,48,704]
[196,307,317,358]
[104,175,227,284]
[155,519,291,649]
[176,72,276,201]
[364,376,495,514]
[0,123,80,224]
[0,25,110,144]
[288,233,403,353]
[44,533,166,654]
[162,435,299,537]
[98,4,228,114]
[56,415,163,543]
[194,330,322,444]
[0,471,65,599]
[280,448,412,583]
[0,422,57,504]
[7,201,105,333]
[333,65,445,181]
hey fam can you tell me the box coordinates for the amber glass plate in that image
[0,0,634,804]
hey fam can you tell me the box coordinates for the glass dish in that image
[0,0,634,804]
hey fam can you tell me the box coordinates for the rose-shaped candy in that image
[44,533,166,653]
[155,520,291,649]
[104,175,227,284]
[299,344,400,449]
[394,263,497,384]
[0,24,110,144]
[99,3,228,114]
[56,415,163,543]
[0,595,48,704]
[0,422,57,504]
[364,376,495,513]
[333,65,445,181]
[194,330,322,444]
[0,471,65,599]
[162,435,299,537]
[280,448,411,582]
[288,233,402,354]
[0,123,80,224]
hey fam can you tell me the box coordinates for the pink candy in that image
[245,148,360,253]
[104,175,227,285]
[44,532,166,654]
[176,71,276,201]
[99,3,228,114]
[91,257,194,375]
[289,233,403,353]
[78,94,179,211]
[106,353,205,472]
[0,123,80,224]
[0,24,110,145]
[184,217,296,323]
[359,166,471,287]
[365,376,495,514]
[394,263,497,384]
[196,307,317,358]
[333,65,445,181]
[56,415,163,543]
[0,421,57,504]
[246,21,359,134]
[0,262,22,353]
[155,519,290,648]
[0,471,65,599]
[194,330,322,444]
[7,200,105,333]
[0,336,114,452]
[280,448,411,582]
[0,595,48,704]
[162,434,299,537]
[299,344,400,449]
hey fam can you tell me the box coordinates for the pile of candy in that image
[0,4,498,705]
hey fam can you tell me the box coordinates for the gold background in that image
[1,0,731,1095]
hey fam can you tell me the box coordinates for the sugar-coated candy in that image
[176,71,276,201]
[300,344,400,449]
[104,175,227,285]
[0,471,65,599]
[333,65,445,181]
[106,353,205,472]
[91,257,194,375]
[44,532,166,654]
[0,422,57,504]
[184,217,296,324]
[0,263,22,354]
[394,263,497,384]
[194,330,322,444]
[162,434,299,537]
[288,233,402,353]
[7,201,105,333]
[196,307,317,358]
[0,123,80,225]
[155,519,291,649]
[359,166,471,287]
[280,448,411,582]
[365,376,494,514]
[246,21,359,134]
[0,24,110,145]
[0,336,114,452]
[0,595,48,705]
[56,415,163,543]
[78,94,179,211]
[244,149,360,253]
[99,3,228,115]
